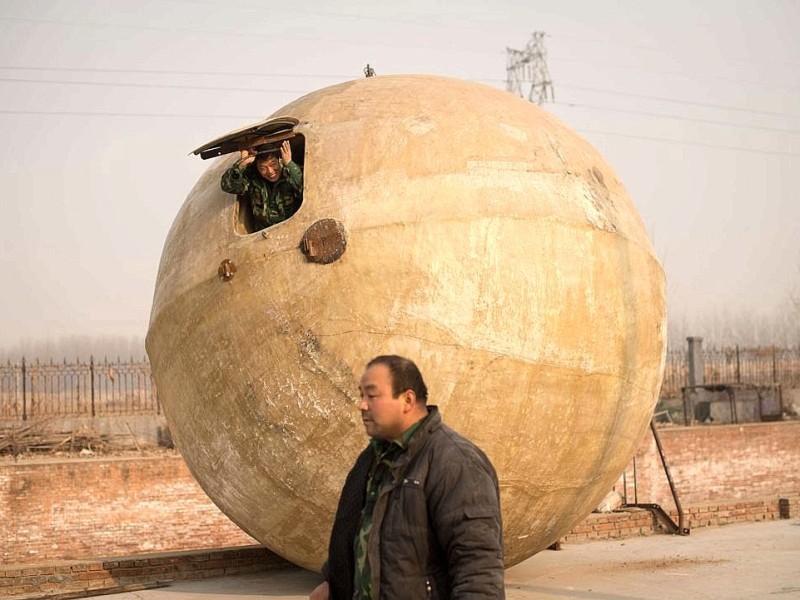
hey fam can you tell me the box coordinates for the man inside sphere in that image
[220,139,303,230]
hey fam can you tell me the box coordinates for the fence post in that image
[90,354,96,417]
[687,337,704,386]
[772,347,778,383]
[21,356,27,421]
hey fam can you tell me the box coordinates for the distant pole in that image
[735,345,741,383]
[506,31,554,105]
[21,356,27,421]
[90,354,96,417]
[363,63,376,77]
[687,337,704,387]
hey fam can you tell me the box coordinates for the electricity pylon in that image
[506,32,554,104]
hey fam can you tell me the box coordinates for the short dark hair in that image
[255,151,280,163]
[367,355,428,403]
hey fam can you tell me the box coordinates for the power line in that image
[550,32,800,71]
[179,0,460,29]
[7,0,795,76]
[2,65,797,124]
[0,14,298,41]
[0,64,354,80]
[0,108,797,158]
[2,76,799,137]
[0,14,496,55]
[560,84,800,120]
[3,11,798,94]
[578,128,800,158]
[553,56,800,94]
[0,76,313,95]
[0,108,260,119]
[556,101,800,135]
[1,67,796,122]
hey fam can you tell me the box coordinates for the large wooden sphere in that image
[146,75,666,571]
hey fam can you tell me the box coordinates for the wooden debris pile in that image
[0,419,147,458]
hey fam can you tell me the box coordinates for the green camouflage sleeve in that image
[220,162,251,194]
[283,161,303,194]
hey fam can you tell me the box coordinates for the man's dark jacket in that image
[323,406,505,600]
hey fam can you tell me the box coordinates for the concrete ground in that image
[95,519,799,600]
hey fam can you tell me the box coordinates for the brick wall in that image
[2,421,798,569]
[0,455,256,565]
[561,496,799,543]
[0,546,293,599]
[616,421,800,508]
[3,500,797,600]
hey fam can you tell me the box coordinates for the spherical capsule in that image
[146,75,666,570]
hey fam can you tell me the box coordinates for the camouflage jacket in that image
[220,159,303,229]
[352,420,424,600]
[323,407,505,600]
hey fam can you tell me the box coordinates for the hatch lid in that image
[191,116,300,160]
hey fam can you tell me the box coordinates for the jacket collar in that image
[392,405,441,470]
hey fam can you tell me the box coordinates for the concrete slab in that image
[505,519,800,599]
[94,520,800,600]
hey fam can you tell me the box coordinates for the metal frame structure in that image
[623,421,691,536]
[506,31,555,105]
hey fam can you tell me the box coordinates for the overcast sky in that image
[1,0,798,355]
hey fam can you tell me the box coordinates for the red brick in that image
[77,570,108,581]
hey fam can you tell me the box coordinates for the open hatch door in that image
[191,116,300,160]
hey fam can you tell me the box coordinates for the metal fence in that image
[0,357,159,420]
[2,346,799,419]
[660,345,800,398]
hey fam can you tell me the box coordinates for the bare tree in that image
[0,335,146,362]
